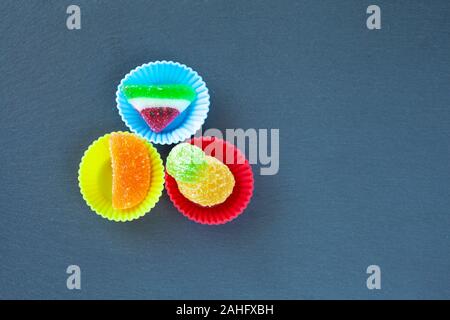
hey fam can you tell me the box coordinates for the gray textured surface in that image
[1,0,449,299]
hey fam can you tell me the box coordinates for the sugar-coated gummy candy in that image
[177,156,235,207]
[123,84,196,133]
[166,143,208,183]
[140,107,179,133]
[109,133,151,209]
[166,143,236,206]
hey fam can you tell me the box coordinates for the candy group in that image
[123,84,196,133]
[166,143,235,207]
[109,133,151,209]
[79,61,253,224]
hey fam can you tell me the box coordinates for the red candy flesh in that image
[140,107,180,133]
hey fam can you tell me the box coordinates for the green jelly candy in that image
[166,143,208,183]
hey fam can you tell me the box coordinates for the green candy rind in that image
[166,143,208,183]
[123,84,196,101]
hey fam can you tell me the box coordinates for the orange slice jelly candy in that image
[109,133,151,209]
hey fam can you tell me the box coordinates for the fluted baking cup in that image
[78,132,164,222]
[165,136,254,225]
[116,61,210,145]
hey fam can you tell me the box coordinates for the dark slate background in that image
[0,0,449,299]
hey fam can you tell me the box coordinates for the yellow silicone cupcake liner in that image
[78,131,164,222]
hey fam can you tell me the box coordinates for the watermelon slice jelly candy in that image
[123,84,196,133]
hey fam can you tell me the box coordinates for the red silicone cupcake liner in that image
[165,136,254,225]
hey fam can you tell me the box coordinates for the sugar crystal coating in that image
[177,156,235,207]
[140,107,180,133]
[123,84,196,100]
[166,143,208,183]
[123,84,196,132]
[109,133,151,209]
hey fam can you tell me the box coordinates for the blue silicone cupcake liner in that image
[116,61,210,145]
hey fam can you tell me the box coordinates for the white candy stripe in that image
[128,98,191,113]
